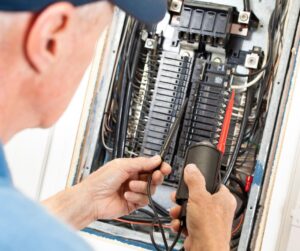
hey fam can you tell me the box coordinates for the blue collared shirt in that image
[0,143,92,251]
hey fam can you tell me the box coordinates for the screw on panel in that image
[241,13,249,21]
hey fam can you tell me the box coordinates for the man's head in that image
[0,0,166,143]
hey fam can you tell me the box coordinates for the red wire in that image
[217,91,235,154]
[114,218,173,229]
[231,214,245,236]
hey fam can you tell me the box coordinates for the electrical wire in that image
[243,0,251,12]
[147,174,185,251]
[99,17,132,157]
[222,88,254,184]
[231,71,264,90]
[236,7,280,143]
[147,175,169,250]
[101,114,113,152]
[231,63,267,78]
[115,21,140,158]
[231,7,277,81]
[113,20,136,158]
[152,200,170,217]
[150,229,164,251]
[225,3,285,187]
[121,215,171,224]
[232,214,245,237]
[114,218,173,229]
[231,18,271,89]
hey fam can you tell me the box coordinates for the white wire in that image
[232,113,244,118]
[126,150,139,157]
[231,71,265,90]
[233,107,245,112]
[102,121,113,152]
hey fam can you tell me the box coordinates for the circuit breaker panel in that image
[74,0,291,250]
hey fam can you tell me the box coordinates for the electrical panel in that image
[70,0,296,250]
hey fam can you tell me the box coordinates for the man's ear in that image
[25,2,75,73]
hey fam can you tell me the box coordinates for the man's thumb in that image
[184,164,207,195]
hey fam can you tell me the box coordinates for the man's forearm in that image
[42,184,95,230]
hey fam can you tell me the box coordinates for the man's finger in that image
[184,164,209,198]
[139,163,171,184]
[116,156,162,174]
[152,170,164,186]
[184,237,191,250]
[171,219,188,236]
[171,219,181,232]
[128,180,156,195]
[170,205,182,219]
[160,162,172,176]
[124,192,149,206]
[213,185,237,211]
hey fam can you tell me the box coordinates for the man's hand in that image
[170,164,236,251]
[43,156,171,230]
[81,156,171,220]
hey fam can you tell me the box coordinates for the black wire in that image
[113,61,129,158]
[229,175,246,191]
[150,227,163,251]
[119,22,140,157]
[113,24,133,158]
[238,8,278,140]
[121,215,171,224]
[243,0,251,12]
[231,8,277,78]
[137,208,155,217]
[148,174,185,251]
[228,188,247,218]
[168,225,184,251]
[147,175,169,250]
[113,20,140,158]
[118,22,141,157]
[152,200,170,217]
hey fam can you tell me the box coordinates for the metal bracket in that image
[205,44,226,64]
[231,23,249,37]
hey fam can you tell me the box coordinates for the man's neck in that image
[0,112,18,144]
[0,98,12,143]
[0,85,38,144]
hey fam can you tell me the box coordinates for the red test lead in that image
[217,91,235,154]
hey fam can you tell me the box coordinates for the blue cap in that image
[0,0,167,24]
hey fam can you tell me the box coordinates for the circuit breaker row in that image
[170,58,231,182]
[141,52,193,158]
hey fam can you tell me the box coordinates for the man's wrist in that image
[42,183,96,230]
[189,237,229,251]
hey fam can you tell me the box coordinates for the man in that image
[0,0,236,250]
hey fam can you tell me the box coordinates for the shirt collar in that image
[0,142,12,185]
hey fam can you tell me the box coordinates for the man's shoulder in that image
[0,186,92,251]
